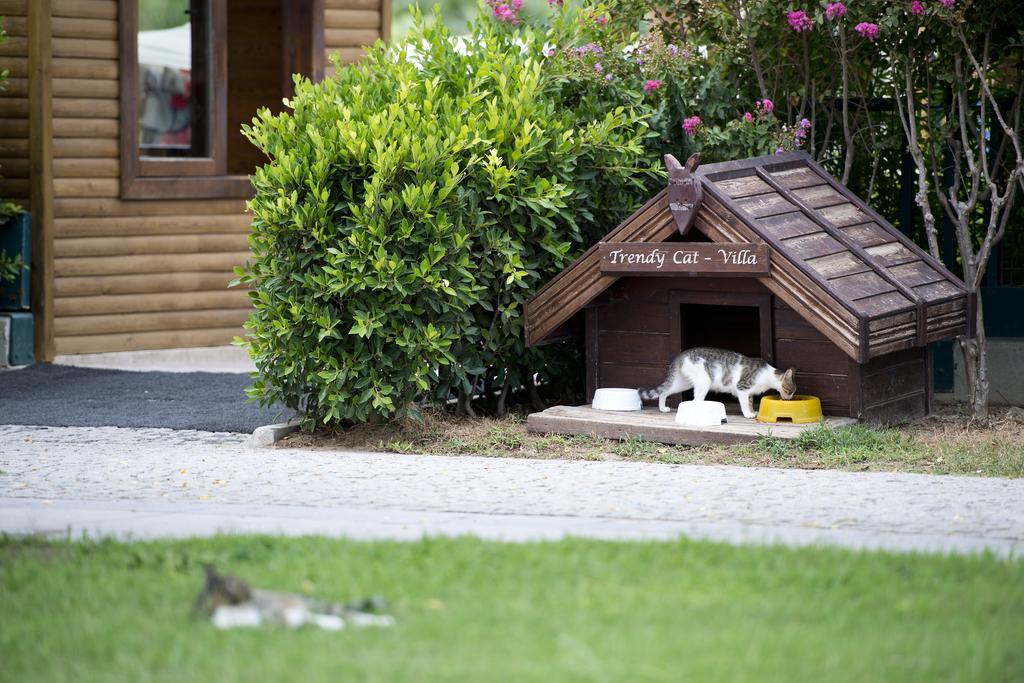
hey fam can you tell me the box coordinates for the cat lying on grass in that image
[193,565,394,631]
[640,347,796,419]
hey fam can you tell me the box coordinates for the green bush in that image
[238,7,661,424]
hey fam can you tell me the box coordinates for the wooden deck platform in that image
[526,405,858,446]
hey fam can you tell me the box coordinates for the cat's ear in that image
[782,368,796,382]
[203,564,219,586]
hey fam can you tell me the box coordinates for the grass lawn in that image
[282,404,1024,478]
[2,535,1022,682]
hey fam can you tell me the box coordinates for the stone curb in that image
[250,419,302,447]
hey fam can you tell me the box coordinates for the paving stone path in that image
[1,424,1022,556]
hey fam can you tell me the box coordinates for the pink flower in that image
[939,0,954,6]
[487,0,521,24]
[911,0,924,15]
[854,22,879,41]
[605,73,613,82]
[775,147,785,155]
[643,79,662,93]
[667,44,679,57]
[756,98,774,115]
[594,62,603,73]
[826,2,846,19]
[787,10,814,32]
[800,118,811,129]
[682,116,702,136]
[743,112,754,122]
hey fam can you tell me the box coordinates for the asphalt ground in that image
[0,364,288,433]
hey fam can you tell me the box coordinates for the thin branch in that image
[894,60,941,261]
[924,97,959,229]
[957,26,1024,171]
[839,28,855,184]
[819,100,836,163]
[954,57,980,218]
[736,0,768,100]
[797,32,810,120]
[977,32,991,185]
[808,79,817,157]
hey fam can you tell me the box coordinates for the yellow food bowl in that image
[756,394,823,424]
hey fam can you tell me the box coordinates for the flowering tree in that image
[653,0,1023,419]
[657,0,892,190]
[539,1,715,165]
[475,0,1020,418]
[683,96,813,159]
[886,0,1023,417]
[536,0,813,164]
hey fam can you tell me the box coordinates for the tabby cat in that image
[640,347,796,418]
[193,565,394,631]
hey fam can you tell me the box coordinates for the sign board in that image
[598,242,770,275]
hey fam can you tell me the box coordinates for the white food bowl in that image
[675,400,728,427]
[591,388,642,412]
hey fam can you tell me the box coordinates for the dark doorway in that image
[226,0,284,174]
[682,304,762,357]
[225,0,321,175]
[676,303,765,407]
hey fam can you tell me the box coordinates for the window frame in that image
[119,0,252,200]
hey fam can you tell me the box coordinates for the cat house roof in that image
[524,151,971,362]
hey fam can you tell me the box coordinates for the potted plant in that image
[0,200,29,309]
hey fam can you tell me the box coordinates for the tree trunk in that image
[958,295,989,420]
[483,372,494,412]
[523,367,546,412]
[495,375,511,418]
[456,388,476,418]
[839,28,855,185]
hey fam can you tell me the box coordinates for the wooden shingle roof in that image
[524,152,971,362]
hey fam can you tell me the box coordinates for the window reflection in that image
[137,0,207,156]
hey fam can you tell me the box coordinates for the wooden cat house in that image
[523,152,972,442]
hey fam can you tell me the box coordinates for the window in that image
[120,0,323,200]
[136,0,209,159]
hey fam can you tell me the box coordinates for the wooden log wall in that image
[323,0,390,74]
[22,0,390,358]
[0,0,31,206]
[46,0,250,356]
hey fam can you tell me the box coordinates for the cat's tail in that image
[313,596,389,618]
[639,378,673,401]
